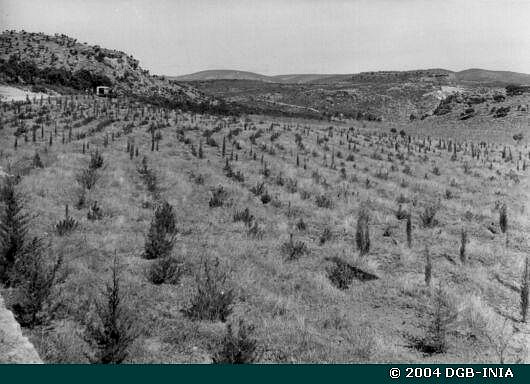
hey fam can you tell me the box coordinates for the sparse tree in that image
[499,203,508,234]
[459,228,468,264]
[84,255,138,364]
[143,201,177,259]
[11,237,62,328]
[424,246,432,287]
[521,256,529,323]
[356,207,370,256]
[406,214,412,248]
[0,177,31,285]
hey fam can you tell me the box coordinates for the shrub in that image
[285,178,298,194]
[281,234,309,261]
[0,177,30,285]
[137,157,158,196]
[326,257,378,290]
[315,194,333,208]
[209,186,227,208]
[76,168,100,190]
[212,319,258,364]
[415,284,457,354]
[406,214,412,248]
[84,255,138,364]
[424,246,432,286]
[183,258,234,322]
[75,188,87,210]
[32,152,44,168]
[143,201,177,260]
[233,208,254,227]
[296,218,307,231]
[459,228,468,264]
[146,256,184,285]
[420,203,439,228]
[249,182,266,196]
[89,150,104,170]
[87,200,103,221]
[55,205,78,236]
[356,207,370,256]
[521,256,529,323]
[395,204,408,220]
[11,237,62,328]
[499,203,508,233]
[319,227,332,245]
[246,221,262,239]
[260,192,271,205]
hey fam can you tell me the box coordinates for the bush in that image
[183,258,234,322]
[499,203,508,233]
[319,227,332,245]
[249,182,266,196]
[420,203,439,228]
[137,157,158,196]
[413,284,457,354]
[260,192,271,205]
[84,255,138,364]
[459,228,468,264]
[32,152,44,168]
[213,319,258,364]
[521,256,529,323]
[76,168,100,190]
[0,177,30,285]
[296,218,307,231]
[326,257,378,290]
[395,204,408,220]
[55,205,78,236]
[143,201,177,260]
[146,256,184,285]
[89,150,104,170]
[11,237,62,328]
[87,201,103,221]
[356,207,370,256]
[315,194,333,208]
[209,186,227,208]
[281,234,309,261]
[233,208,254,227]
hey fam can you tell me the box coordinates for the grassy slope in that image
[0,95,529,363]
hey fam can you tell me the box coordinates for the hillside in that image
[186,72,455,122]
[0,31,226,113]
[174,68,530,86]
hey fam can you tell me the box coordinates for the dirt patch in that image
[0,85,49,102]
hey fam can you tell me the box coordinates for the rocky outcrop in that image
[0,295,42,363]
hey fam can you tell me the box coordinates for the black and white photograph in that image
[0,0,529,365]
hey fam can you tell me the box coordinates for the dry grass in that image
[0,93,529,363]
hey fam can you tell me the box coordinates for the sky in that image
[1,0,529,76]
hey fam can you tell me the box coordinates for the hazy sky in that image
[1,0,529,76]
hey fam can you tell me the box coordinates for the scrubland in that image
[0,93,529,363]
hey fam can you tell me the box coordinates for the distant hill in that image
[455,68,530,85]
[174,68,530,86]
[172,70,275,82]
[271,74,341,84]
